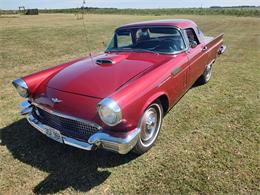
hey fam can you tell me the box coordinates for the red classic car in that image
[13,19,226,154]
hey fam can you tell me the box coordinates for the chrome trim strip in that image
[63,137,93,151]
[32,102,102,130]
[158,75,171,87]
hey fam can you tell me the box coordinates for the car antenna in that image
[80,0,95,66]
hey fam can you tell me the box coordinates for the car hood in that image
[47,52,171,98]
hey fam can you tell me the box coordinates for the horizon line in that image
[2,5,260,11]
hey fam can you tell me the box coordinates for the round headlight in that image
[97,98,122,126]
[12,78,29,98]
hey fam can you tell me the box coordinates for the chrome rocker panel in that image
[22,100,140,154]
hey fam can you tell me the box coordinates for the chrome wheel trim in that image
[139,103,162,148]
[205,64,212,82]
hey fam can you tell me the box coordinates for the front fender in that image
[140,91,169,116]
[22,58,84,96]
[112,86,170,132]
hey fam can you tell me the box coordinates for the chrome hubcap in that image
[140,104,162,147]
[142,109,157,141]
[205,64,212,81]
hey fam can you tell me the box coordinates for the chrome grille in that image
[32,106,100,141]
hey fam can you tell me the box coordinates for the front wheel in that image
[133,100,163,154]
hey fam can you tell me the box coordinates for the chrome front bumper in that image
[21,100,140,154]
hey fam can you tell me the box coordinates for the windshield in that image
[106,26,186,54]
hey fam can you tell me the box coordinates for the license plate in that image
[45,126,63,143]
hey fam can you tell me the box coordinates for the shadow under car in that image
[1,118,139,194]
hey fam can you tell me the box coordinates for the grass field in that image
[37,7,260,17]
[0,14,259,194]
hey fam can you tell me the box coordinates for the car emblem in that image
[51,97,62,104]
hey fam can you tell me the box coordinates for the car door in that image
[166,53,189,105]
[184,28,209,87]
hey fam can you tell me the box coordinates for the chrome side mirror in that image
[190,40,198,48]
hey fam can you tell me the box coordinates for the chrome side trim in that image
[63,137,93,151]
[32,102,102,130]
[158,75,171,87]
[27,113,93,151]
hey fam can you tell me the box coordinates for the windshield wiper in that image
[107,47,159,55]
[131,48,159,55]
[106,48,134,52]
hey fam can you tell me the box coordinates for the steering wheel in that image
[153,38,177,52]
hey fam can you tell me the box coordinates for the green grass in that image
[0,14,259,194]
[2,7,260,17]
[38,7,260,17]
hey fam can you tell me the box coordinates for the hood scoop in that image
[96,58,114,65]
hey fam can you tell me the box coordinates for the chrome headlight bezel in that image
[97,98,122,126]
[12,78,30,98]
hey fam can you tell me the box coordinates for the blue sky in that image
[1,0,260,10]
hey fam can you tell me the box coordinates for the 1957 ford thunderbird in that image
[12,19,226,154]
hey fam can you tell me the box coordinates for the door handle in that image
[202,46,208,51]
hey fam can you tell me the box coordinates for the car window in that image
[107,26,187,54]
[117,33,133,48]
[184,28,200,46]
